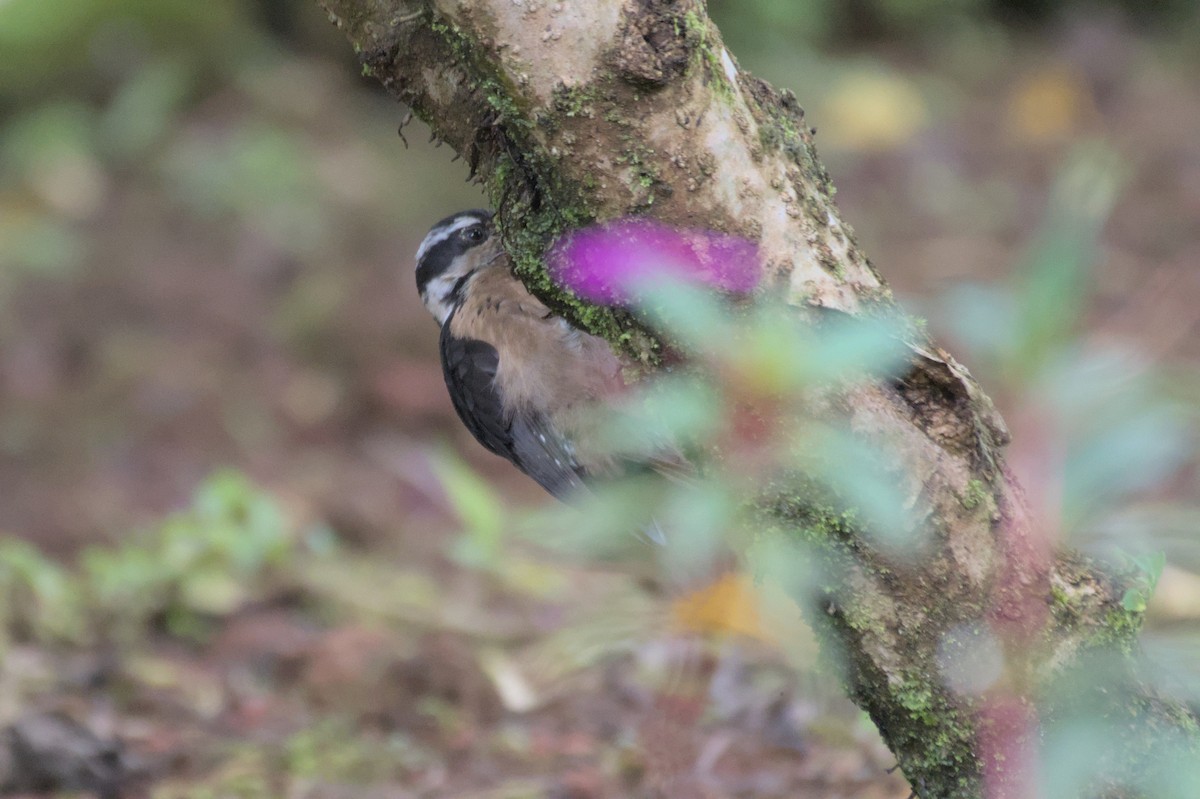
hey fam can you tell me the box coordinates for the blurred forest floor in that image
[1,2,1198,797]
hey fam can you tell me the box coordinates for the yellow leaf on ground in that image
[821,70,927,152]
[669,572,772,642]
[1008,66,1095,143]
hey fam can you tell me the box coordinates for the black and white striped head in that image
[415,209,499,325]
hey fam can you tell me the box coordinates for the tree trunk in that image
[316,1,1198,795]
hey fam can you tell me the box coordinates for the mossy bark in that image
[317,1,1199,795]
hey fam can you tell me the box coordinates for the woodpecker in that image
[415,209,658,511]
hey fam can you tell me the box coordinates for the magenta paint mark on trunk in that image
[548,219,761,305]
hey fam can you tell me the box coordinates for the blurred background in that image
[1,0,1198,796]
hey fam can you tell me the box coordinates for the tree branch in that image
[318,1,1199,795]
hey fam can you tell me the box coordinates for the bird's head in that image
[415,209,502,325]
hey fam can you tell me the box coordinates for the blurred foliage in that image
[0,0,484,342]
[943,144,1124,381]
[0,0,252,99]
[430,447,508,570]
[85,469,291,639]
[149,720,433,799]
[0,0,1198,795]
[430,142,1200,795]
[940,146,1195,540]
[0,470,296,648]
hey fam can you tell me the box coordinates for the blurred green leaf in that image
[162,122,330,256]
[634,278,738,357]
[637,279,910,393]
[940,143,1125,384]
[100,60,198,162]
[1063,405,1189,528]
[1042,350,1193,530]
[0,211,87,277]
[1121,588,1147,612]
[1014,143,1124,375]
[1,102,97,174]
[1042,713,1200,799]
[82,543,167,622]
[190,468,289,571]
[522,477,666,560]
[0,0,249,98]
[1141,633,1200,704]
[0,538,85,643]
[284,718,423,783]
[597,373,721,459]
[77,469,292,643]
[804,310,912,383]
[431,449,508,568]
[1117,549,1166,613]
[940,283,1017,369]
[660,479,737,581]
[807,426,923,550]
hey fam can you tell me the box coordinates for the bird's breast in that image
[448,270,623,418]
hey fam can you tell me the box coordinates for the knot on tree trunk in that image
[609,0,694,88]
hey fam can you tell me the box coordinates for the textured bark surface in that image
[318,1,1198,796]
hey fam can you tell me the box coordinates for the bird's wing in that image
[509,412,589,501]
[439,319,588,501]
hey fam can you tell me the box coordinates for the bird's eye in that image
[463,226,486,243]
